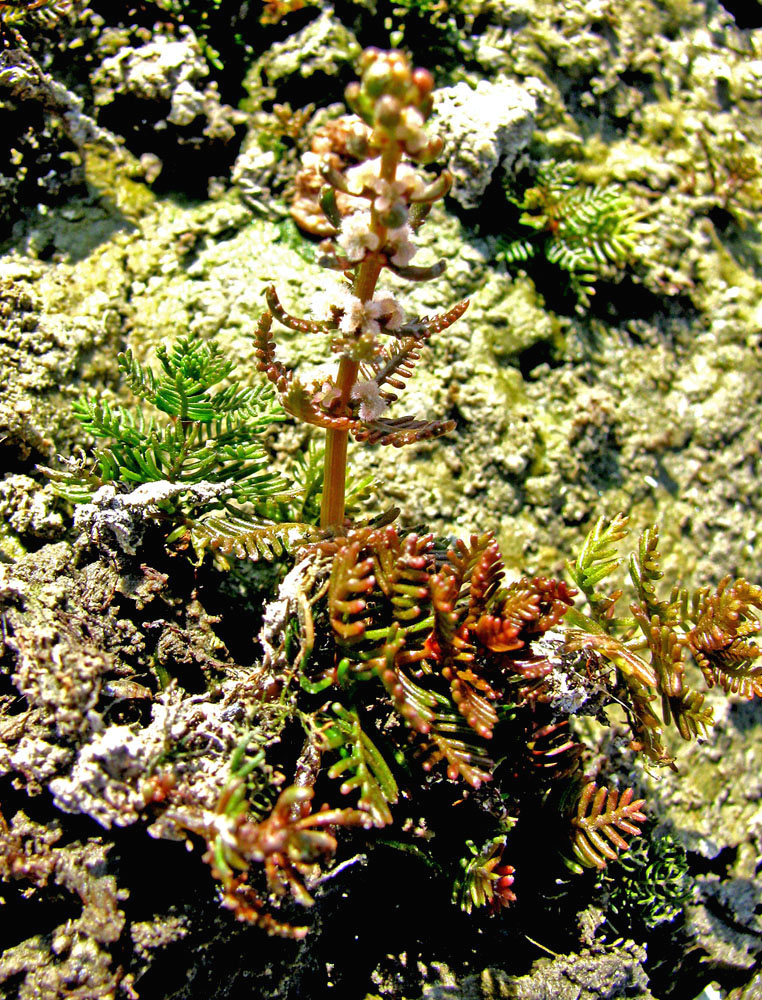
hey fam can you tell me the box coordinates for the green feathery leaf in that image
[499,159,646,307]
[323,704,398,828]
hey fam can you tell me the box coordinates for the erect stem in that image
[319,139,400,531]
[319,256,383,530]
[320,351,358,529]
[320,424,351,530]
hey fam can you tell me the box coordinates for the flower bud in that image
[376,94,401,130]
[396,107,425,154]
[388,56,411,97]
[378,201,408,229]
[419,94,434,120]
[410,135,444,164]
[345,81,361,106]
[319,185,342,229]
[364,59,394,98]
[404,134,426,156]
[345,82,374,125]
[360,47,381,71]
[346,129,369,159]
[412,68,434,101]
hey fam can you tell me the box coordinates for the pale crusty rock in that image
[433,78,537,209]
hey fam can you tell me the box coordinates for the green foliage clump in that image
[47,332,316,564]
[601,832,694,930]
[497,160,645,308]
[193,507,761,935]
[200,522,599,933]
[566,513,762,769]
[454,835,516,915]
[321,702,399,828]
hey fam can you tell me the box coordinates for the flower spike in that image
[256,48,468,529]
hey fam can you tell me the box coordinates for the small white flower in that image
[338,294,366,335]
[351,379,388,421]
[311,281,361,325]
[337,210,380,263]
[394,163,425,200]
[372,291,404,330]
[312,283,404,342]
[373,188,394,214]
[397,108,426,152]
[343,292,405,338]
[387,224,417,267]
[300,151,322,170]
[345,157,382,196]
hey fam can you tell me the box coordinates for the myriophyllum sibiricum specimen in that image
[254,48,469,529]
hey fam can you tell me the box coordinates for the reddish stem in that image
[319,170,394,529]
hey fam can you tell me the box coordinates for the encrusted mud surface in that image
[1,2,761,998]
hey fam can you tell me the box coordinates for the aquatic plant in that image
[255,47,461,529]
[600,831,694,930]
[497,160,645,307]
[175,504,762,936]
[46,332,317,564]
[40,48,762,945]
[566,513,762,769]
